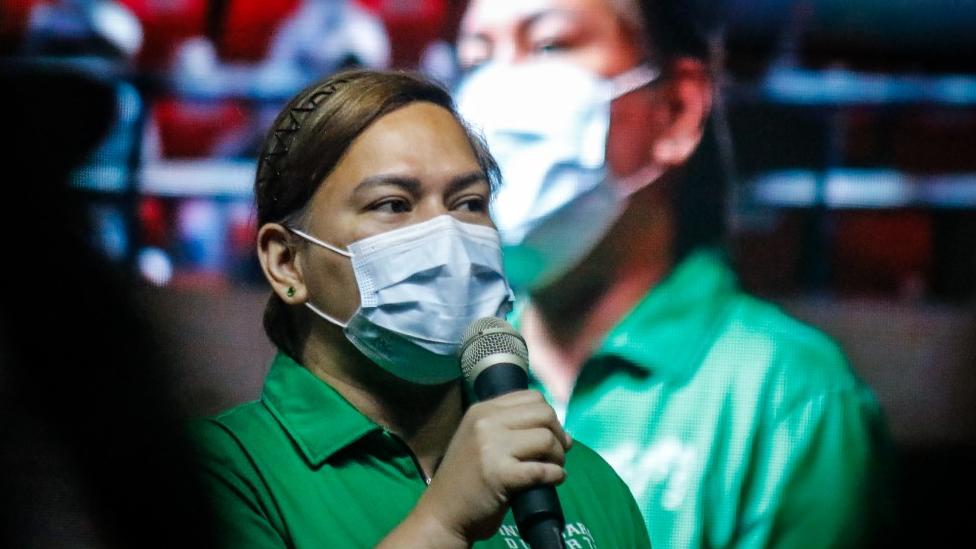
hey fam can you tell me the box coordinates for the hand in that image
[378,389,573,548]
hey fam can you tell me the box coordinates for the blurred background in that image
[1,0,974,544]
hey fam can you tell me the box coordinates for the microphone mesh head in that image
[459,317,529,383]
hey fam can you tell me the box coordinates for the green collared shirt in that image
[190,352,651,549]
[514,249,895,549]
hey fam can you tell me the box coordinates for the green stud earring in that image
[286,286,296,298]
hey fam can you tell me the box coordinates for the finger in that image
[501,459,568,495]
[468,396,572,450]
[480,389,548,408]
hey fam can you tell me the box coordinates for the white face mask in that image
[290,215,515,385]
[454,60,660,290]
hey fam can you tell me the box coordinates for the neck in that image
[301,337,464,479]
[521,189,674,402]
[366,378,463,479]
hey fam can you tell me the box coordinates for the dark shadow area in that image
[892,442,976,547]
[0,60,219,549]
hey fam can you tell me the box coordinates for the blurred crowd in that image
[2,0,456,287]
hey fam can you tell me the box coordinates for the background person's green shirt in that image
[191,352,652,549]
[513,249,895,549]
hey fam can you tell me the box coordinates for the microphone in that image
[459,317,566,549]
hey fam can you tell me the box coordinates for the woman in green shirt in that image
[190,68,651,549]
[451,1,896,547]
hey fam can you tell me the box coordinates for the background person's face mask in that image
[291,215,515,385]
[455,60,659,291]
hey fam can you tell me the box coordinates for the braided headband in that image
[257,79,346,186]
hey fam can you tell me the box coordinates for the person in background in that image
[20,0,143,62]
[451,1,897,548]
[17,0,146,269]
[165,0,391,160]
[189,67,652,549]
[241,0,391,103]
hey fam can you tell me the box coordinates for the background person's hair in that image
[626,0,729,259]
[604,0,714,64]
[634,0,713,62]
[253,68,501,358]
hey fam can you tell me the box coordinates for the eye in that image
[454,194,489,213]
[371,197,412,214]
[534,39,567,55]
[526,14,581,59]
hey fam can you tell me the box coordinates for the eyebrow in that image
[461,8,569,41]
[527,8,573,24]
[519,8,579,35]
[448,171,492,194]
[351,170,490,198]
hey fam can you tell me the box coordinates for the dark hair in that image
[632,0,728,258]
[634,0,713,63]
[253,68,501,356]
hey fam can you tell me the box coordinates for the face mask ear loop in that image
[305,302,350,329]
[287,227,354,328]
[610,64,661,100]
[607,64,665,199]
[616,164,665,198]
[288,227,354,258]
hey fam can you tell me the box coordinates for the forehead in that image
[314,102,482,197]
[462,0,618,28]
[458,0,643,75]
[344,102,474,161]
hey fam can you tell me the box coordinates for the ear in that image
[651,57,714,167]
[257,223,307,304]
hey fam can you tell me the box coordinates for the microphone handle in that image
[473,364,566,549]
[472,363,531,399]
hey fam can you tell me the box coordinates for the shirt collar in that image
[262,352,381,467]
[600,248,739,377]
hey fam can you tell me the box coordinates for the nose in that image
[417,200,454,222]
[490,40,524,65]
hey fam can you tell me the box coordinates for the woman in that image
[190,68,652,549]
[452,1,896,548]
